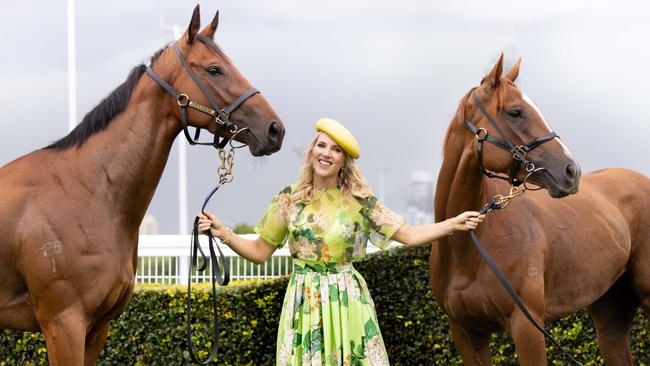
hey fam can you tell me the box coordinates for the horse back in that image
[581,168,650,238]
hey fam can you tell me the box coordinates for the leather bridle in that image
[463,89,557,190]
[146,42,259,149]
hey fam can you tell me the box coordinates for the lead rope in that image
[185,130,247,365]
[468,185,584,366]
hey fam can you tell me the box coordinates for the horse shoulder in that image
[0,150,56,255]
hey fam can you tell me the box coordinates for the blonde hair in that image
[291,133,372,203]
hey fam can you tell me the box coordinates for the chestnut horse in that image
[0,6,284,365]
[431,55,650,365]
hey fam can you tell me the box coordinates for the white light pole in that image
[67,0,77,132]
[170,25,188,237]
[161,19,190,283]
[160,18,189,235]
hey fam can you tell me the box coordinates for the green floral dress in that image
[254,185,404,366]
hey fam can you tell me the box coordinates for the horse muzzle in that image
[529,162,581,198]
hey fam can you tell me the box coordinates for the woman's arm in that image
[198,211,277,264]
[391,211,484,247]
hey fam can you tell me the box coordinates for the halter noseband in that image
[145,43,260,149]
[463,90,558,188]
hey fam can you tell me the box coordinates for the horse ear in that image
[186,4,201,44]
[200,10,219,39]
[504,57,521,82]
[481,53,504,88]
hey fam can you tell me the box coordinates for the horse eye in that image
[206,66,222,76]
[507,109,521,119]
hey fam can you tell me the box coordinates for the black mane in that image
[45,48,165,150]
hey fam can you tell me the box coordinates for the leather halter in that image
[146,43,260,149]
[463,90,558,187]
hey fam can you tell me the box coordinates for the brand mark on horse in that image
[40,240,63,273]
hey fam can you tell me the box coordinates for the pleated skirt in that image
[276,259,390,366]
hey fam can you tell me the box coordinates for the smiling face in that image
[311,133,346,187]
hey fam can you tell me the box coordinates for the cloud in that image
[1,1,648,233]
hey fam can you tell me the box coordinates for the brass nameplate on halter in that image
[187,100,216,116]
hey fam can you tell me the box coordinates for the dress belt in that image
[292,258,354,275]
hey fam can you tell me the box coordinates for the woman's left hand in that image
[449,211,485,232]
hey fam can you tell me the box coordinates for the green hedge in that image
[1,245,648,365]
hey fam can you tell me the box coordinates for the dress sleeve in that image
[254,186,292,248]
[359,195,405,250]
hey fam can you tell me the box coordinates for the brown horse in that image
[430,54,650,365]
[0,6,284,365]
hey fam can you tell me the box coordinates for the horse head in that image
[459,54,580,198]
[152,5,284,156]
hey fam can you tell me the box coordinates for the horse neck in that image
[435,126,486,219]
[434,121,489,259]
[66,78,181,233]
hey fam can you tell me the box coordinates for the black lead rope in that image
[144,39,259,364]
[470,199,584,366]
[185,184,231,365]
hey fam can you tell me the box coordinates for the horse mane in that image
[441,79,509,156]
[44,47,166,150]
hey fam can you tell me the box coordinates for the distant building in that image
[406,170,434,225]
[139,214,159,235]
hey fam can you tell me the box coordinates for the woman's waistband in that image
[292,258,355,275]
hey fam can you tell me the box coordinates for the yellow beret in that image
[315,118,360,159]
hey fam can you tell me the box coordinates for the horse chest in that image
[443,283,507,330]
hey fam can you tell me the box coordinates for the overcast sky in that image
[1,1,649,233]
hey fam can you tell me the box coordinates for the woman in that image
[198,118,483,365]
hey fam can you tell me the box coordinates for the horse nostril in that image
[268,121,279,137]
[268,121,285,141]
[566,163,579,180]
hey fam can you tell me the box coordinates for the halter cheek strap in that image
[464,90,558,186]
[146,43,260,149]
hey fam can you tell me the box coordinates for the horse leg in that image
[508,310,547,366]
[449,321,493,365]
[39,307,88,366]
[587,274,637,366]
[84,321,110,366]
[629,230,650,320]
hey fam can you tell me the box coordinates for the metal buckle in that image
[512,145,527,161]
[215,110,230,126]
[494,185,524,208]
